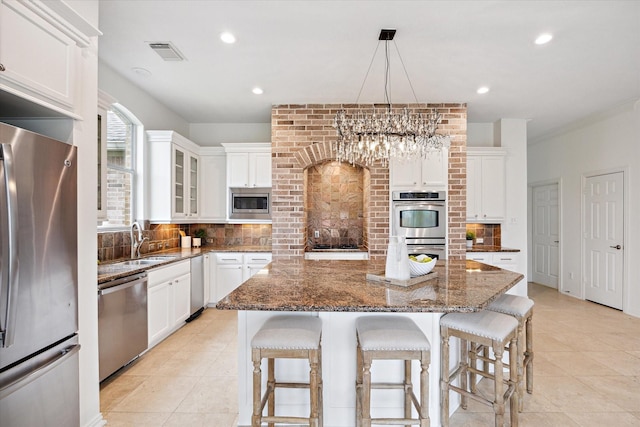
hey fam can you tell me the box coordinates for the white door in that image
[532,183,559,288]
[583,172,624,309]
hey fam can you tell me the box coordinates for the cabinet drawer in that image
[148,259,190,286]
[466,253,491,263]
[492,254,518,264]
[215,253,243,264]
[245,253,272,264]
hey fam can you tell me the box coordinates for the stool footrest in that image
[261,415,312,424]
[370,382,412,390]
[368,417,422,425]
[272,381,312,389]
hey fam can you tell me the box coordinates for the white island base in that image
[236,311,465,427]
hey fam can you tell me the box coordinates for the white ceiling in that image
[98,1,640,141]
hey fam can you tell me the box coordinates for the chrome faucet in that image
[130,221,148,259]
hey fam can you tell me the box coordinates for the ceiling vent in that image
[148,42,185,61]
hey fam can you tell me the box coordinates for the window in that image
[104,107,136,227]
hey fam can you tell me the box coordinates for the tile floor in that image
[100,283,640,426]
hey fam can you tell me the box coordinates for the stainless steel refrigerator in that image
[0,122,79,426]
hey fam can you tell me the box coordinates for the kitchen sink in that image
[142,255,178,261]
[122,259,166,266]
[98,255,180,275]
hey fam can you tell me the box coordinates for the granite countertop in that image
[466,245,520,253]
[216,258,523,313]
[98,245,271,284]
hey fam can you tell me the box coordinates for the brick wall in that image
[271,103,467,260]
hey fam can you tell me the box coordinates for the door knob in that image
[610,245,622,250]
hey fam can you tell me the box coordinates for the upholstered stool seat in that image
[487,294,534,411]
[355,316,431,427]
[251,315,323,427]
[440,310,519,427]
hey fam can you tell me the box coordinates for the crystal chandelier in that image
[334,29,450,167]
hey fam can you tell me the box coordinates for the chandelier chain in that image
[333,30,450,167]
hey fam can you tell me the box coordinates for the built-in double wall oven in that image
[391,190,447,259]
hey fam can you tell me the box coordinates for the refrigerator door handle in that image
[0,143,20,348]
[0,344,80,399]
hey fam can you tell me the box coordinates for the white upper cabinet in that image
[466,148,506,222]
[147,131,200,223]
[222,143,272,188]
[199,147,227,221]
[0,0,100,117]
[389,148,448,190]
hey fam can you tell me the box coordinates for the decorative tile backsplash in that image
[306,161,364,248]
[466,223,501,246]
[98,223,272,262]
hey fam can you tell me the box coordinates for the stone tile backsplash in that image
[98,223,272,262]
[306,161,364,248]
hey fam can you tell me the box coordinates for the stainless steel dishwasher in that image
[98,272,148,382]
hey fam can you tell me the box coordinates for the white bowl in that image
[408,255,437,277]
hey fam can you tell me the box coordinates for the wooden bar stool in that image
[355,316,431,427]
[251,315,323,427]
[487,294,534,411]
[440,310,519,427]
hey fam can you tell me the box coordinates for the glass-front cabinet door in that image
[173,147,186,216]
[189,154,198,216]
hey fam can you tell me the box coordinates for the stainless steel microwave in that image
[229,187,271,220]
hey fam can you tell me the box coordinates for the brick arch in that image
[294,140,369,170]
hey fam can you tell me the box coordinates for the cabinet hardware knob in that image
[0,63,5,72]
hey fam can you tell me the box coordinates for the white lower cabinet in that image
[466,252,519,272]
[210,252,272,303]
[147,260,191,348]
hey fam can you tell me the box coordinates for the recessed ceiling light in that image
[477,86,490,94]
[252,87,264,95]
[220,32,236,44]
[535,33,553,45]
[132,67,152,77]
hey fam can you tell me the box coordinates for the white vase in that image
[466,240,473,248]
[385,236,410,280]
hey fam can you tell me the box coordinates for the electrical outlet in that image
[149,243,155,250]
[476,237,484,244]
[314,230,320,238]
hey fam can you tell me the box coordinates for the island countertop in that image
[216,258,524,313]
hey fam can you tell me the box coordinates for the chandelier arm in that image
[393,40,420,105]
[355,41,383,104]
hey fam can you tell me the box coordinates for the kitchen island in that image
[217,258,524,427]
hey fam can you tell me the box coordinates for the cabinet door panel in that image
[480,156,505,220]
[390,157,421,189]
[216,264,244,301]
[227,152,249,187]
[200,155,226,220]
[189,154,199,216]
[420,149,448,188]
[0,1,76,108]
[173,147,186,216]
[466,156,480,219]
[251,152,272,187]
[148,282,171,346]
